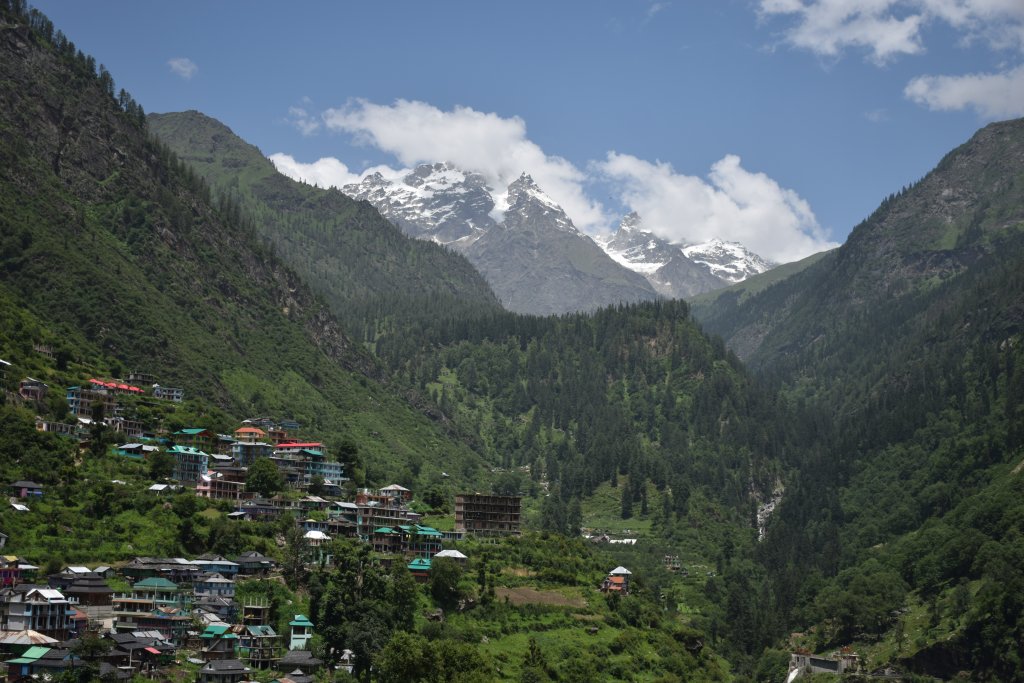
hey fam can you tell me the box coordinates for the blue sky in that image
[33,0,1024,262]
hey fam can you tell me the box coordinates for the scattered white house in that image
[434,549,468,564]
[302,530,331,546]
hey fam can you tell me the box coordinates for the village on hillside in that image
[0,361,641,682]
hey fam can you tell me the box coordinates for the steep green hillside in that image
[0,7,489,490]
[696,119,1024,376]
[692,120,1024,679]
[147,110,501,336]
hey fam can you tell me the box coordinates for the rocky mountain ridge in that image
[343,164,659,315]
[343,162,496,245]
[340,163,777,312]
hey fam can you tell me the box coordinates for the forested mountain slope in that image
[147,110,501,337]
[695,119,1024,381]
[0,8,489,488]
[692,120,1024,679]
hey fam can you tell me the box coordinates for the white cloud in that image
[598,153,838,263]
[286,106,321,136]
[167,57,197,80]
[268,154,364,189]
[904,64,1024,117]
[271,99,834,263]
[759,0,1024,63]
[320,99,610,230]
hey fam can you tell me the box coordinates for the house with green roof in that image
[238,624,280,669]
[288,615,313,651]
[408,524,442,557]
[167,445,209,483]
[5,645,51,670]
[112,577,192,642]
[407,557,432,582]
[200,624,238,661]
[370,526,401,554]
[172,428,215,452]
[370,525,443,558]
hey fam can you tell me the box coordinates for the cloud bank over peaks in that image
[268,153,404,191]
[598,152,838,263]
[270,99,835,264]
[320,99,610,230]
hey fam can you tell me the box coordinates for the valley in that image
[1,3,1023,682]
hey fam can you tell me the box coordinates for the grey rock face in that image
[465,176,659,315]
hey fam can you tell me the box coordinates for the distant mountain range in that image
[343,164,776,312]
[597,212,774,300]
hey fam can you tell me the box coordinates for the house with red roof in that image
[233,426,267,443]
[89,378,145,396]
[601,566,632,594]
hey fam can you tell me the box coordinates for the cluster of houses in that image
[26,371,185,441]
[162,422,347,495]
[0,495,522,683]
[0,556,331,682]
[0,363,551,678]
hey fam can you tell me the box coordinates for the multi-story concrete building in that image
[455,493,522,537]
[0,587,73,640]
[172,428,216,453]
[112,577,192,643]
[66,385,119,418]
[17,377,48,402]
[152,384,185,402]
[196,468,248,501]
[270,442,344,489]
[127,371,156,385]
[231,441,273,467]
[167,445,209,484]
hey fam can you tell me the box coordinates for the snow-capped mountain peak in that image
[602,213,669,275]
[680,238,775,283]
[618,211,643,234]
[504,173,578,234]
[596,213,776,298]
[343,162,496,244]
